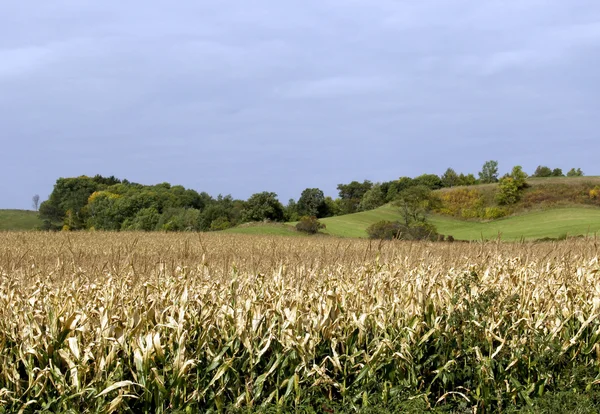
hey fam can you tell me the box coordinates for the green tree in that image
[441,168,460,188]
[413,174,443,190]
[551,168,564,177]
[567,168,584,177]
[458,173,478,186]
[533,165,552,177]
[395,186,439,227]
[496,166,528,205]
[358,183,386,211]
[479,160,499,183]
[336,180,373,214]
[297,188,327,218]
[242,192,285,222]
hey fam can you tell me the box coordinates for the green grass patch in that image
[0,209,42,231]
[317,205,600,241]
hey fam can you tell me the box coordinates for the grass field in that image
[312,204,600,240]
[0,209,41,231]
[2,232,600,412]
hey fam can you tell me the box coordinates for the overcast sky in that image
[1,1,599,209]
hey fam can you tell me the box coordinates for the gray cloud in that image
[1,0,599,209]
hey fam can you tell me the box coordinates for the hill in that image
[0,210,42,231]
[316,204,600,240]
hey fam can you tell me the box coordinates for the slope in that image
[0,210,42,231]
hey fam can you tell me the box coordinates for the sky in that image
[1,0,599,209]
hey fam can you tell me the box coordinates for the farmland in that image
[1,232,600,412]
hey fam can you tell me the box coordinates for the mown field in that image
[227,205,600,240]
[1,232,600,413]
[0,209,41,231]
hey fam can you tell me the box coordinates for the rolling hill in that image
[318,204,600,240]
[0,210,42,231]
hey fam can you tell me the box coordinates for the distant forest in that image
[38,162,586,232]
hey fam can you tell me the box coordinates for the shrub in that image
[436,188,484,218]
[366,220,438,241]
[483,207,509,220]
[295,216,325,234]
[590,186,600,199]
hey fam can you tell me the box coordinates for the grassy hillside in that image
[318,204,600,240]
[0,210,42,231]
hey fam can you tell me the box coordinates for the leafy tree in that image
[413,174,442,190]
[297,188,327,218]
[284,199,299,222]
[39,176,103,230]
[458,173,478,186]
[496,166,528,205]
[510,165,528,188]
[441,168,460,188]
[121,207,161,231]
[551,168,564,177]
[157,208,201,231]
[336,180,373,214]
[358,183,386,211]
[533,166,552,177]
[567,168,584,177]
[395,186,439,227]
[479,160,499,183]
[496,177,520,205]
[242,192,285,222]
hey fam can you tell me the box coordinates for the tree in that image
[533,165,552,177]
[496,166,528,205]
[241,192,285,222]
[458,173,478,186]
[32,194,40,211]
[297,188,327,218]
[395,186,439,227]
[358,183,386,211]
[336,180,373,214]
[567,168,584,177]
[441,168,460,188]
[551,168,564,177]
[479,160,499,183]
[413,174,442,190]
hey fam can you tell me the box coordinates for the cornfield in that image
[1,232,600,412]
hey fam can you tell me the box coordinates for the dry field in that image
[1,232,600,412]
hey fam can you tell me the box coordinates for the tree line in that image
[37,162,585,232]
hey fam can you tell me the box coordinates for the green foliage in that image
[479,160,499,183]
[458,173,478,186]
[122,207,161,231]
[483,206,509,220]
[297,188,328,218]
[337,180,373,214]
[242,192,285,222]
[412,173,442,190]
[441,168,460,187]
[358,184,386,211]
[533,165,552,177]
[552,168,564,177]
[366,220,438,240]
[496,177,521,205]
[567,168,584,177]
[395,185,439,227]
[496,166,529,205]
[295,216,326,234]
[157,208,201,231]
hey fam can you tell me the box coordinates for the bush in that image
[295,216,325,234]
[366,220,439,241]
[483,206,509,220]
